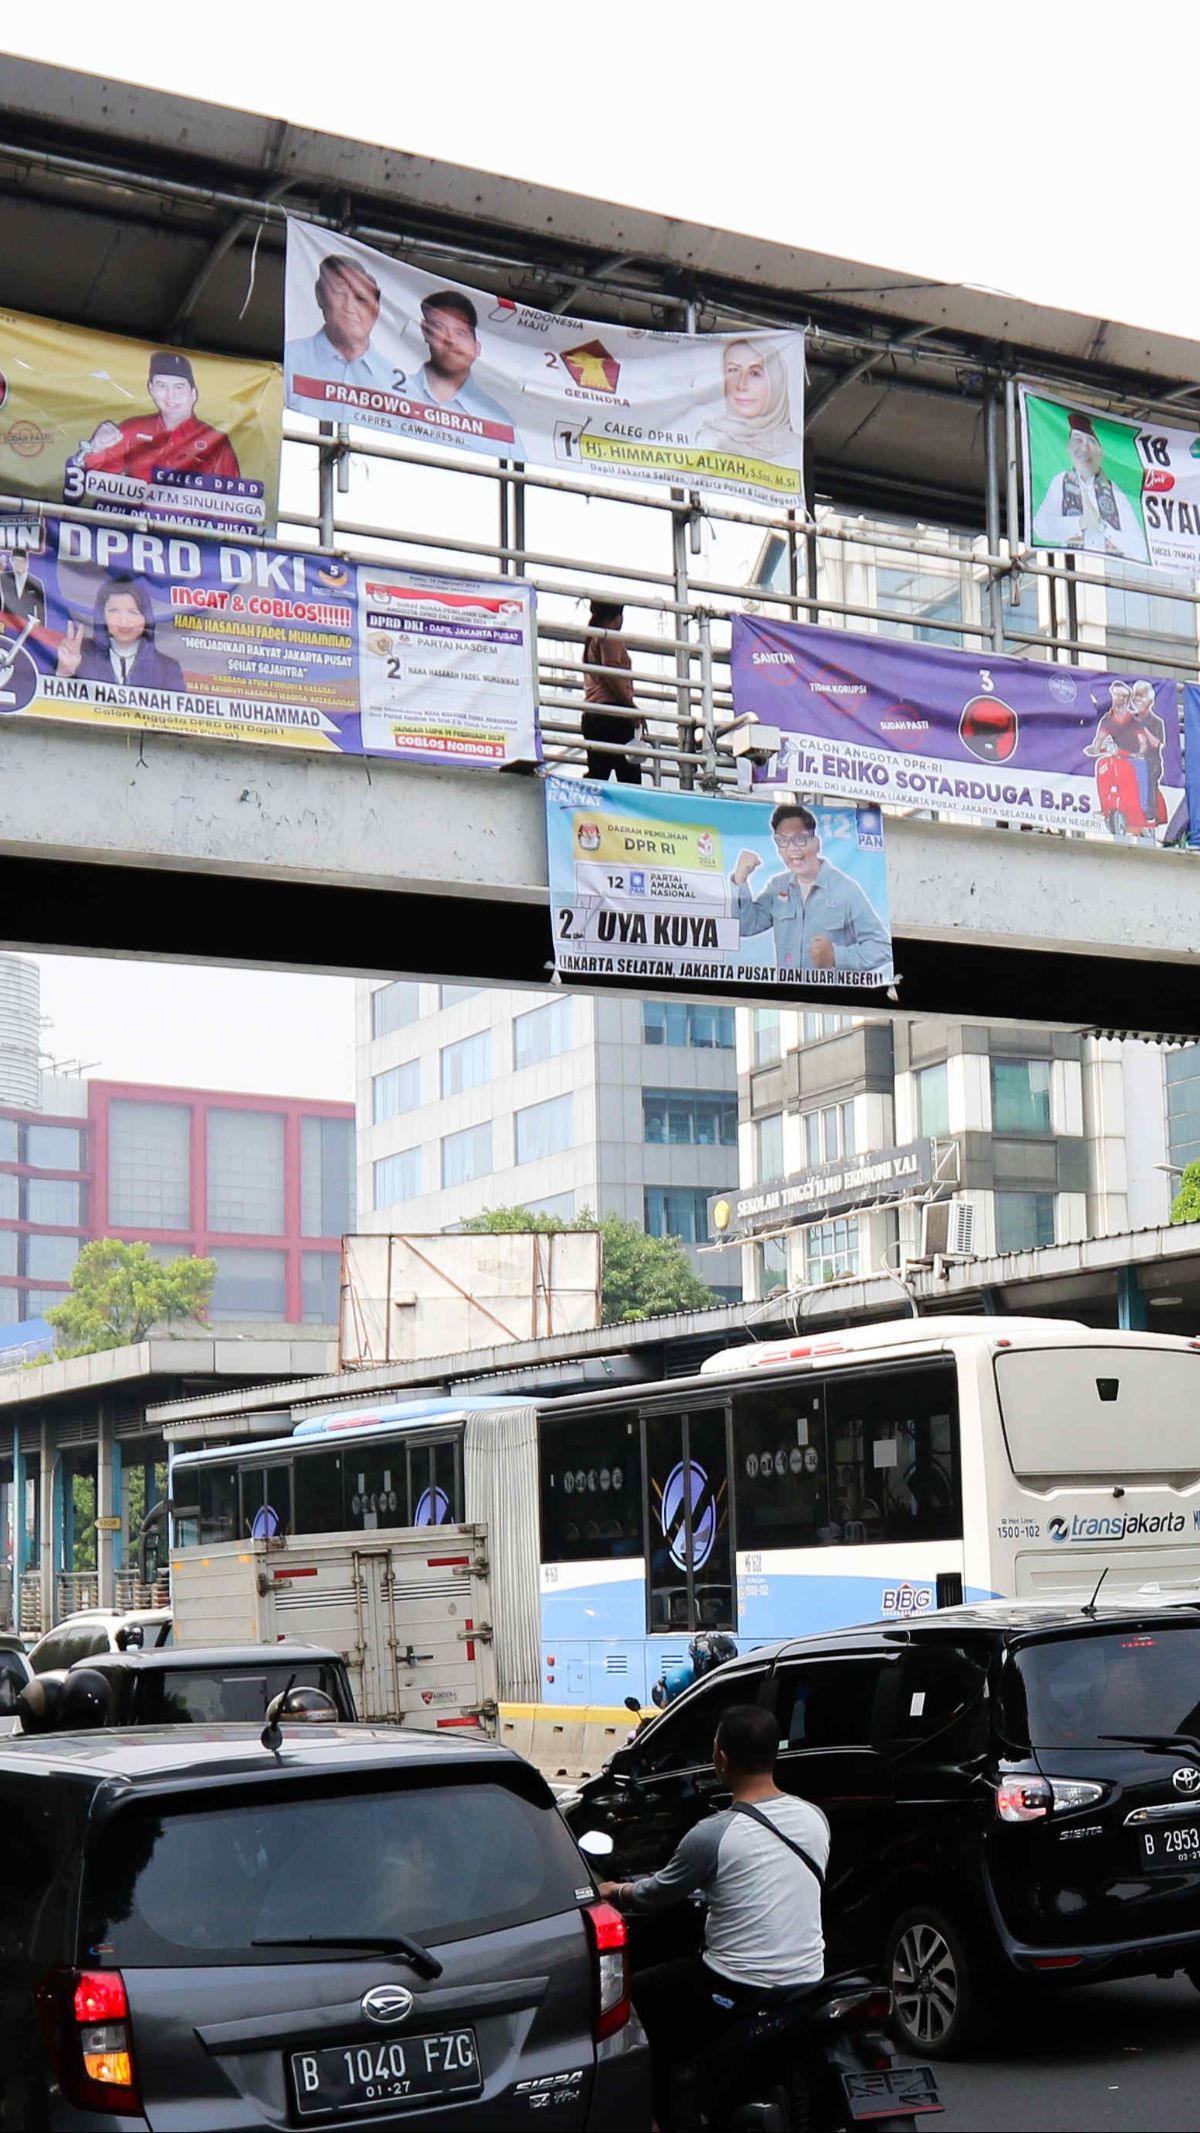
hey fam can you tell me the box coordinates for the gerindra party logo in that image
[959,694,1018,764]
[560,340,621,393]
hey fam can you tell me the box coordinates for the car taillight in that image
[36,1967,140,2112]
[996,1775,1106,1823]
[584,1901,630,2041]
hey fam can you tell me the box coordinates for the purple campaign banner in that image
[732,615,1182,839]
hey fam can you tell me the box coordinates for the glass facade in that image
[440,1031,492,1098]
[991,1058,1052,1136]
[26,1124,83,1169]
[915,1062,950,1138]
[302,1251,342,1324]
[208,1110,285,1235]
[756,1113,784,1182]
[209,1248,287,1321]
[374,1148,422,1209]
[994,1191,1056,1252]
[371,982,421,1038]
[441,1123,492,1189]
[1166,1048,1200,1171]
[515,1093,574,1165]
[644,1187,716,1243]
[513,998,573,1069]
[372,1060,421,1124]
[802,1013,851,1041]
[643,1089,737,1146]
[108,1101,190,1230]
[300,1116,355,1237]
[878,560,965,648]
[24,1233,79,1282]
[25,1177,82,1226]
[439,984,477,1010]
[642,1002,734,1049]
[752,1009,781,1066]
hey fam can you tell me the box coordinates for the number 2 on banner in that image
[557,908,587,940]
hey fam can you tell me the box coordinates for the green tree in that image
[461,1205,718,1325]
[1171,1164,1200,1225]
[45,1239,217,1358]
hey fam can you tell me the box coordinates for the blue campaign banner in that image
[0,503,538,769]
[1183,686,1200,846]
[545,775,894,991]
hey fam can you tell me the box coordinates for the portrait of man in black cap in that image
[1032,407,1147,561]
[78,352,241,483]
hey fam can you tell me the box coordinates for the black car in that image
[49,1644,357,1726]
[0,1725,649,2130]
[565,1599,1200,2057]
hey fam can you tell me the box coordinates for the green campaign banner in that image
[1022,385,1200,575]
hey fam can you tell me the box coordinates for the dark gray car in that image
[0,1726,648,2130]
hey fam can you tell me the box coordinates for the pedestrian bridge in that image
[1,713,1197,1036]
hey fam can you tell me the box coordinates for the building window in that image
[440,1030,492,1098]
[302,1251,342,1324]
[756,1113,784,1183]
[441,1123,492,1189]
[108,1100,190,1230]
[25,1289,70,1319]
[24,1178,81,1226]
[208,1247,287,1321]
[644,1187,717,1244]
[878,563,964,649]
[758,1237,789,1296]
[513,998,573,1069]
[515,1094,573,1165]
[801,1013,851,1041]
[374,1148,421,1210]
[804,1216,859,1284]
[0,1233,16,1277]
[994,1191,1055,1253]
[301,1116,355,1237]
[915,1062,950,1139]
[0,1286,19,1324]
[752,1009,782,1066]
[642,1002,735,1049]
[24,1234,79,1282]
[1166,1048,1200,1171]
[0,1174,17,1220]
[371,981,422,1038]
[643,1089,737,1147]
[25,1124,83,1170]
[803,1101,855,1169]
[1105,561,1196,672]
[439,984,477,1010]
[207,1110,285,1235]
[0,1119,17,1162]
[991,1058,1052,1136]
[522,1191,576,1222]
[372,1061,420,1125]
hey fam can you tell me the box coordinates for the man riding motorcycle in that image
[598,1702,829,2129]
[651,1630,739,1709]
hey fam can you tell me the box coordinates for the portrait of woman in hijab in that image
[698,338,803,468]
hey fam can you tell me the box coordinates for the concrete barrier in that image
[500,1702,654,1779]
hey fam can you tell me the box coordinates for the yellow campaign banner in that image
[0,308,282,534]
[571,809,724,870]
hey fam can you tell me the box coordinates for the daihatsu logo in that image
[1172,1768,1200,1797]
[362,1985,414,2025]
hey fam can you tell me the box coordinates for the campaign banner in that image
[731,614,1182,839]
[0,307,281,534]
[0,504,538,768]
[1182,687,1200,847]
[284,219,805,506]
[1022,385,1200,576]
[545,776,893,991]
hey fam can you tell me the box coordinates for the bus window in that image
[645,1407,734,1635]
[823,1364,960,1546]
[293,1450,345,1535]
[191,1464,237,1547]
[409,1437,461,1525]
[732,1384,828,1554]
[346,1451,402,1531]
[240,1464,293,1540]
[539,1412,642,1564]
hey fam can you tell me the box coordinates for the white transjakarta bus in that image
[169,1316,1200,1710]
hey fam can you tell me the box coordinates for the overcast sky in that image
[6,7,1198,1095]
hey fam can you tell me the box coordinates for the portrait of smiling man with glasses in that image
[729,801,891,975]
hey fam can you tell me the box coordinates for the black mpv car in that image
[0,1725,648,2129]
[565,1599,1200,2056]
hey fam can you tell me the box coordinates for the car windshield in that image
[81,1778,586,1966]
[1011,1626,1200,1751]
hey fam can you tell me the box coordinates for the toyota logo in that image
[361,1985,414,2025]
[1172,1767,1200,1796]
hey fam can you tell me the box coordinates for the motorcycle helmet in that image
[688,1631,738,1677]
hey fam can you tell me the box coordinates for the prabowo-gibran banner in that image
[545,777,894,991]
[284,219,805,507]
[0,307,281,534]
[1022,385,1200,576]
[731,615,1182,839]
[0,504,538,768]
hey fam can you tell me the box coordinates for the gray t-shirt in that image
[623,1794,829,1989]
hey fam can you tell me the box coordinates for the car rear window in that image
[1010,1626,1200,1751]
[129,1662,346,1723]
[82,1777,587,1966]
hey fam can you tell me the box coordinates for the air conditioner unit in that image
[920,1198,976,1260]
